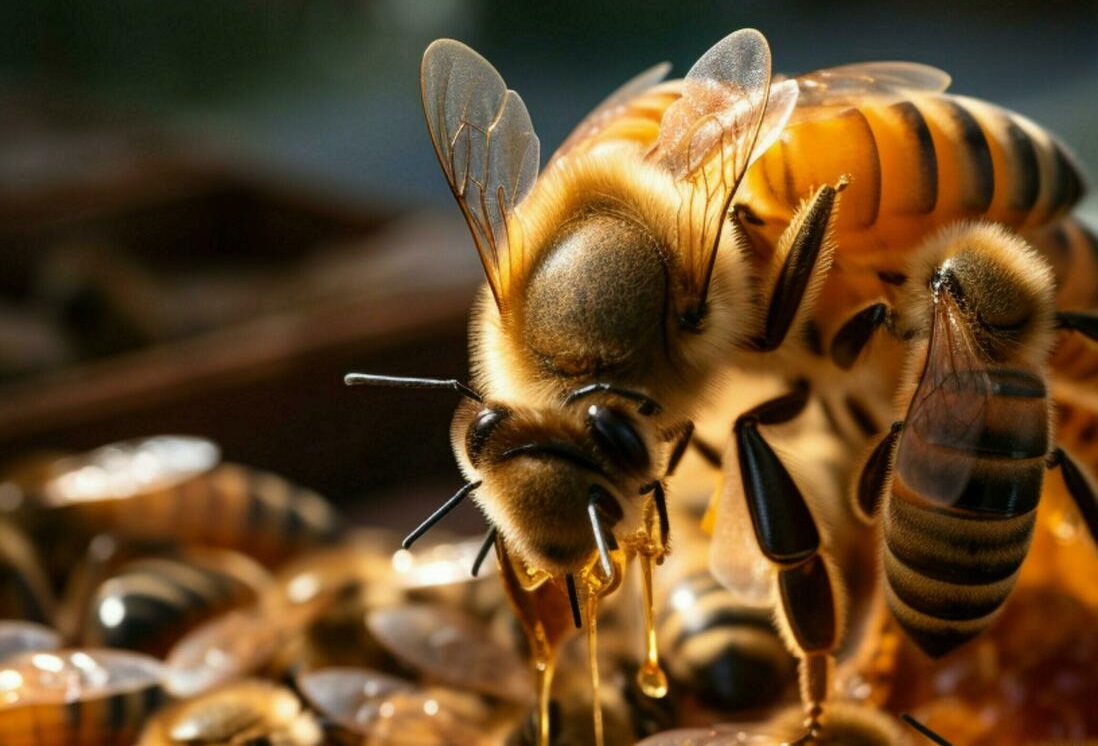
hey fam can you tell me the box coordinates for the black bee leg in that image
[664,421,695,476]
[1048,447,1098,541]
[635,422,692,554]
[565,574,582,629]
[690,434,723,468]
[830,302,891,369]
[1056,311,1098,340]
[751,180,846,352]
[733,381,839,741]
[587,486,620,580]
[471,526,497,577]
[852,422,903,524]
[902,713,955,746]
[639,480,671,553]
[402,480,481,548]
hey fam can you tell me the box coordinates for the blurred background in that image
[0,0,1095,527]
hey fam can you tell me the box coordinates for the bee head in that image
[901,222,1057,364]
[449,390,660,576]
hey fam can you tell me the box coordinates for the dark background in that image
[0,0,1094,526]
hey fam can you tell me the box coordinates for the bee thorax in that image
[522,213,668,380]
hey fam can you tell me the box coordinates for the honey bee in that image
[851,222,1097,658]
[76,550,271,658]
[347,27,853,580]
[137,679,322,746]
[0,648,165,746]
[20,436,344,571]
[349,31,852,746]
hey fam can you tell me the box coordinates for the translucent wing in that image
[709,451,776,608]
[651,29,796,312]
[366,603,533,705]
[894,295,991,507]
[549,62,672,165]
[421,39,540,311]
[794,61,951,111]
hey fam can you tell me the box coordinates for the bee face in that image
[452,395,658,575]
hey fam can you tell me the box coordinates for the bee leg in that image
[565,574,583,629]
[1056,311,1098,340]
[734,382,840,741]
[901,713,956,746]
[663,421,695,476]
[852,422,904,524]
[751,180,846,352]
[639,481,671,554]
[830,303,891,369]
[637,422,693,553]
[1047,447,1098,541]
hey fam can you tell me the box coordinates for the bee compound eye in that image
[466,407,510,466]
[587,406,650,472]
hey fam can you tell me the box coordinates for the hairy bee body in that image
[875,223,1062,656]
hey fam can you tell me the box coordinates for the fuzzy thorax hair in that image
[469,142,756,418]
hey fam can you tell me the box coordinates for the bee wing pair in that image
[895,289,994,506]
[421,29,795,318]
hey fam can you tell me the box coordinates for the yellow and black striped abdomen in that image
[884,367,1050,657]
[738,93,1085,270]
[657,568,795,710]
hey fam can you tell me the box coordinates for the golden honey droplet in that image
[638,661,669,699]
[637,550,668,699]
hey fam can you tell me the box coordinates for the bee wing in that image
[366,604,533,705]
[895,298,993,507]
[651,29,797,310]
[421,40,540,311]
[296,668,413,733]
[792,61,951,114]
[549,62,672,165]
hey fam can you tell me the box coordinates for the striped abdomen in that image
[737,93,1085,268]
[82,554,266,657]
[657,568,795,709]
[884,367,1050,657]
[53,464,343,567]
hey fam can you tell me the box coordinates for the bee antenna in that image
[565,574,582,629]
[344,373,484,403]
[901,713,954,746]
[402,481,482,549]
[471,526,497,577]
[565,383,661,416]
